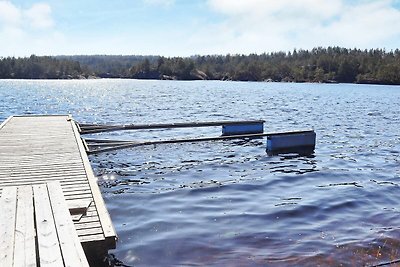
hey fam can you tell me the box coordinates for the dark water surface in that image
[1,79,400,266]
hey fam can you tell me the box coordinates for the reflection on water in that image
[1,80,400,266]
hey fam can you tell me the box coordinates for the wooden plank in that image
[79,119,266,134]
[64,193,94,200]
[0,163,84,172]
[64,190,92,196]
[62,185,91,191]
[0,158,83,165]
[0,186,17,267]
[14,186,36,267]
[74,221,102,230]
[0,152,79,157]
[82,138,90,153]
[71,120,117,246]
[13,114,70,118]
[0,177,87,186]
[0,156,81,162]
[0,176,87,184]
[0,169,87,177]
[76,227,104,236]
[0,142,69,147]
[80,234,106,243]
[47,182,90,267]
[64,190,94,196]
[0,172,87,178]
[0,172,86,180]
[0,146,76,151]
[33,184,64,267]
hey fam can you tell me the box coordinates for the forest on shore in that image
[1,47,400,85]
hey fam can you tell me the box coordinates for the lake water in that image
[1,79,400,266]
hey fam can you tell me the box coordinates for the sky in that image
[1,0,400,57]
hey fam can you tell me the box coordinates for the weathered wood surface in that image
[0,182,89,267]
[0,186,17,266]
[79,119,266,134]
[14,186,36,267]
[33,184,65,266]
[0,115,116,254]
[47,182,90,267]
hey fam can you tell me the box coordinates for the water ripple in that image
[2,80,400,266]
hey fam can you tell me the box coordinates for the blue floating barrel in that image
[222,121,264,136]
[266,130,316,154]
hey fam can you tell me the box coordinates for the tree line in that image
[0,55,88,79]
[1,47,400,85]
[128,47,400,84]
[56,55,159,78]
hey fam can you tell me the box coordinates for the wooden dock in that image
[0,115,117,265]
[1,182,90,267]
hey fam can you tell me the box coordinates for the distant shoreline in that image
[1,47,400,85]
[1,77,399,86]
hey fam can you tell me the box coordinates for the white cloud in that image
[205,0,400,53]
[24,3,54,29]
[0,1,60,56]
[323,1,400,47]
[0,1,54,30]
[0,1,21,26]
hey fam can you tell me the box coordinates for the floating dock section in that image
[221,121,264,136]
[79,120,315,155]
[0,115,117,265]
[78,120,265,135]
[266,130,316,155]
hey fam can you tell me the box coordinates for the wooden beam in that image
[81,138,90,153]
[47,182,90,267]
[13,114,69,118]
[13,186,36,267]
[33,184,64,267]
[0,186,18,267]
[70,118,117,247]
[79,120,265,134]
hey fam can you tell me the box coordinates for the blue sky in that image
[1,0,400,57]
